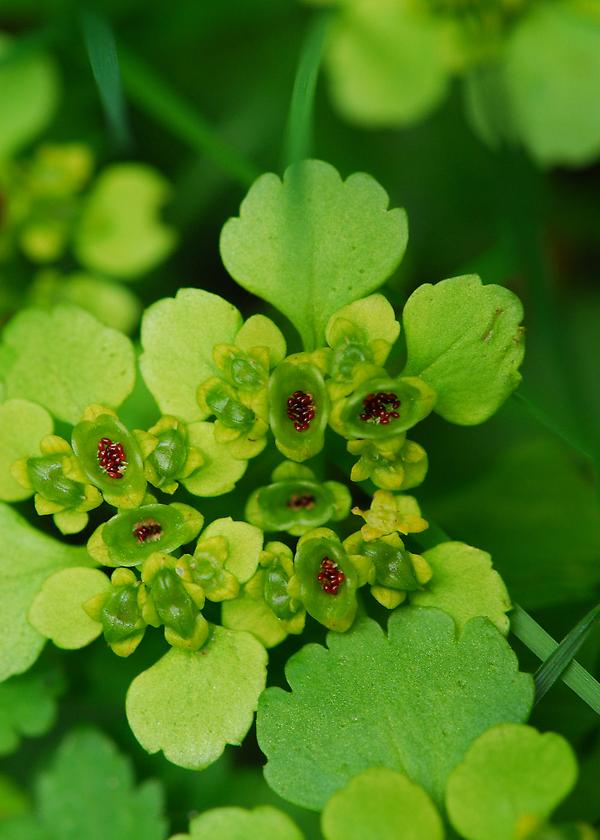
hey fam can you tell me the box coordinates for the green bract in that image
[71,406,146,508]
[126,628,267,770]
[245,461,351,536]
[402,275,525,425]
[0,305,135,425]
[0,398,53,502]
[220,159,408,349]
[88,503,203,567]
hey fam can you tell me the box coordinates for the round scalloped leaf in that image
[323,0,449,128]
[0,36,59,160]
[220,160,408,350]
[235,315,287,366]
[0,399,53,502]
[402,275,524,425]
[446,724,578,840]
[172,806,304,840]
[411,541,511,634]
[257,607,533,810]
[182,422,247,496]
[321,767,443,840]
[0,306,135,424]
[140,289,242,422]
[28,567,110,650]
[126,627,267,770]
[202,517,262,583]
[504,4,600,167]
[74,163,177,279]
[0,504,93,681]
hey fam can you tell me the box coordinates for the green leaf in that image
[0,306,135,424]
[201,518,263,583]
[182,422,247,496]
[74,163,176,279]
[80,8,131,150]
[446,724,578,840]
[172,805,304,840]
[140,290,242,423]
[0,399,53,502]
[0,666,63,755]
[323,0,449,127]
[35,728,166,840]
[504,4,600,166]
[126,627,267,770]
[0,36,59,160]
[28,567,109,650]
[257,607,533,810]
[0,503,92,682]
[402,275,524,424]
[321,767,443,840]
[220,159,408,350]
[411,541,511,634]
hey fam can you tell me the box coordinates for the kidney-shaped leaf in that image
[257,607,533,810]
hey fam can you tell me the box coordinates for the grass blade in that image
[511,604,600,714]
[80,7,131,151]
[283,12,331,167]
[119,47,259,187]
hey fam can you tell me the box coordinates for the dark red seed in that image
[287,493,316,510]
[359,391,401,426]
[317,556,345,595]
[132,519,163,543]
[97,437,128,479]
[286,390,316,433]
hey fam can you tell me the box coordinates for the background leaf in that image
[171,805,303,840]
[220,159,408,349]
[126,627,267,770]
[446,724,578,840]
[14,728,167,840]
[0,665,63,755]
[0,306,135,425]
[140,289,242,423]
[321,767,443,840]
[257,607,533,810]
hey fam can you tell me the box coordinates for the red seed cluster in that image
[359,391,401,425]
[286,390,316,432]
[317,556,345,595]
[97,437,127,479]
[287,493,316,510]
[132,519,163,544]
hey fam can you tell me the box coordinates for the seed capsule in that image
[97,437,128,479]
[317,556,345,595]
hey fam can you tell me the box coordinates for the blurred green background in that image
[0,1,599,836]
